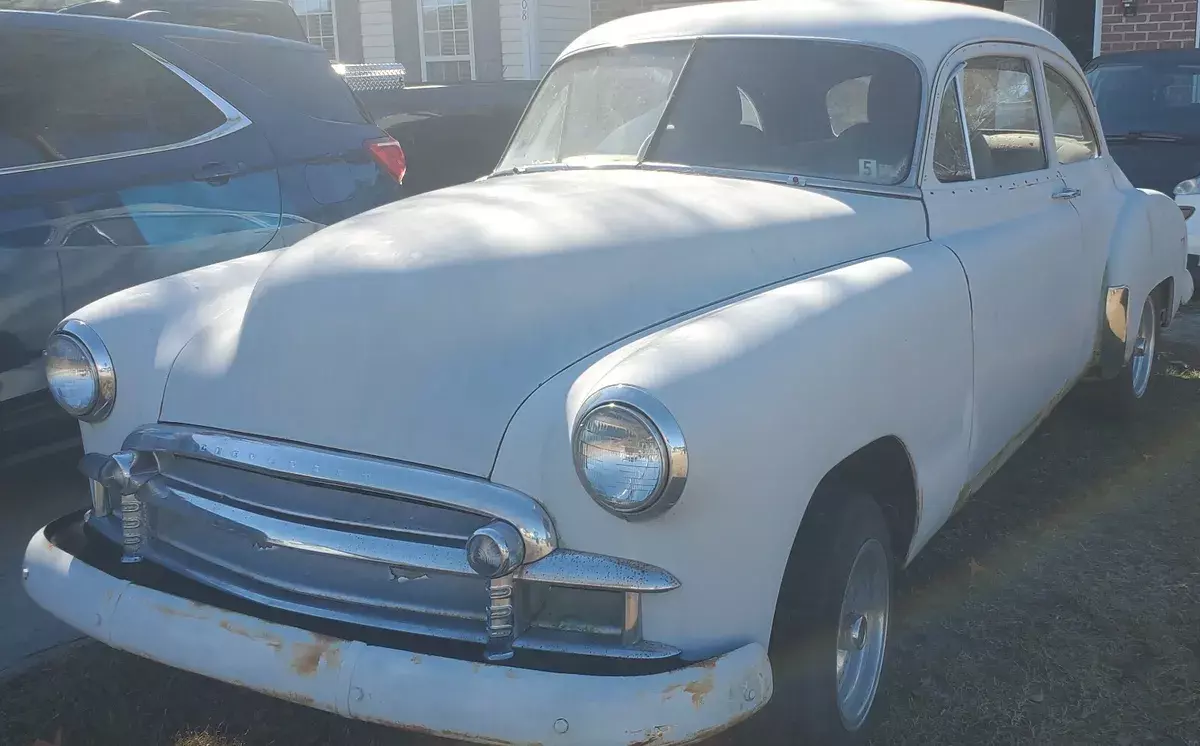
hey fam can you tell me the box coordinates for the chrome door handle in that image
[1052,187,1082,200]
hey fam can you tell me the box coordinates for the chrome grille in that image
[85,425,681,663]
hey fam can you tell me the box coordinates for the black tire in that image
[734,490,894,746]
[1097,294,1158,418]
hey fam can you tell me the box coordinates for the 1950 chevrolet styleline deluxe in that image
[24,1,1192,744]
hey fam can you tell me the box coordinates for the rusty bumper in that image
[23,516,771,746]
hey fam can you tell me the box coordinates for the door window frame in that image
[922,42,1058,190]
[0,38,249,177]
[416,0,476,83]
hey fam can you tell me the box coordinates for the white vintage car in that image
[23,1,1192,744]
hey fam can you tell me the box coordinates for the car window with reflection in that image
[499,39,923,186]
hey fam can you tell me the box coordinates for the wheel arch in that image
[796,435,920,572]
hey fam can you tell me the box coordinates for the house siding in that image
[360,0,397,61]
[538,0,589,70]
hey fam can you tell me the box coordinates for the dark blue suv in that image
[0,10,406,463]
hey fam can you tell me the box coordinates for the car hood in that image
[160,169,927,477]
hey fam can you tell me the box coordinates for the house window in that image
[418,0,474,83]
[290,0,339,60]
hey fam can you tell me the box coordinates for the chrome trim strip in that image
[54,319,117,422]
[0,45,251,177]
[637,163,924,199]
[573,385,689,521]
[520,550,680,593]
[953,70,977,181]
[123,424,558,562]
[159,481,477,576]
[142,541,682,660]
[136,466,680,593]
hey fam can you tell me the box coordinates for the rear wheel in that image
[1099,294,1158,416]
[737,491,893,745]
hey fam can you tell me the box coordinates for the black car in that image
[0,10,406,464]
[1085,50,1200,194]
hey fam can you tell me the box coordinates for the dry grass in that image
[5,317,1200,746]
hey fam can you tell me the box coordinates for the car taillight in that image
[367,136,406,184]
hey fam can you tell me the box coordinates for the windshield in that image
[1087,61,1200,138]
[497,38,924,186]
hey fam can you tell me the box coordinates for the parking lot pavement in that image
[0,448,89,677]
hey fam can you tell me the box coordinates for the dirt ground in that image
[4,309,1200,746]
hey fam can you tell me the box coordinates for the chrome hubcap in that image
[836,539,889,732]
[1130,297,1156,399]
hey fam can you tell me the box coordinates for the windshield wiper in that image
[1106,131,1189,143]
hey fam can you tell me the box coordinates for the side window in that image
[0,30,226,171]
[1043,65,1099,165]
[960,56,1047,179]
[827,75,870,137]
[933,78,972,182]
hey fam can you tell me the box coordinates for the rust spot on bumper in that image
[627,725,672,745]
[291,633,342,676]
[684,675,713,707]
[219,619,284,651]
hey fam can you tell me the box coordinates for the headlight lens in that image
[44,321,115,421]
[1176,178,1200,196]
[572,386,687,520]
[45,334,98,416]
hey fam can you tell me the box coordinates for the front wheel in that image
[737,491,893,745]
[1098,294,1158,416]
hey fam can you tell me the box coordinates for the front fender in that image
[63,250,282,455]
[491,242,974,658]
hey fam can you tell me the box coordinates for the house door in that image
[1051,0,1100,65]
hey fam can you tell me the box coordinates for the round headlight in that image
[572,386,687,520]
[44,320,115,422]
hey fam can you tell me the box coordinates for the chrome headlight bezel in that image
[44,319,116,422]
[1176,177,1200,196]
[571,385,688,521]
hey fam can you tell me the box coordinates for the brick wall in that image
[1100,0,1198,53]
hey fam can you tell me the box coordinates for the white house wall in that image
[537,0,589,72]
[360,0,397,62]
[501,0,590,79]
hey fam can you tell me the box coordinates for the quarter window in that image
[0,30,226,171]
[960,56,1047,179]
[1043,65,1099,165]
[933,78,971,183]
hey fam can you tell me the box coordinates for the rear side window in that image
[1043,66,1099,165]
[0,29,226,171]
[173,36,368,124]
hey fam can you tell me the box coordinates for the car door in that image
[0,24,282,328]
[921,45,1088,483]
[1039,55,1119,372]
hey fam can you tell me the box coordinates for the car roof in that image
[562,0,1073,75]
[0,7,314,49]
